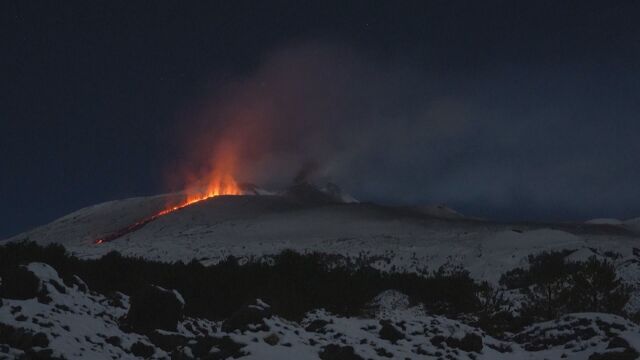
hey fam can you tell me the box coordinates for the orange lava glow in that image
[161,173,243,216]
[94,153,243,245]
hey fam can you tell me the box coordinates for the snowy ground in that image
[2,263,640,360]
[6,193,640,287]
[3,191,640,358]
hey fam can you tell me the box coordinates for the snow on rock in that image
[513,313,640,357]
[25,263,61,282]
[3,263,640,359]
[0,263,161,360]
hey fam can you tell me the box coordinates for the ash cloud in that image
[176,41,640,221]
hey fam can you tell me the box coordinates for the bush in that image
[0,242,482,320]
[565,257,630,314]
[499,251,631,322]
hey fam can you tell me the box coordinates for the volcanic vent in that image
[95,174,244,244]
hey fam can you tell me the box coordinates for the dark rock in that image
[130,341,155,358]
[124,285,184,332]
[47,280,66,294]
[306,319,330,333]
[20,348,62,360]
[514,318,598,351]
[263,333,279,346]
[379,320,404,344]
[54,304,72,313]
[106,291,126,309]
[37,293,52,305]
[375,347,393,357]
[589,336,640,360]
[32,332,49,347]
[191,337,215,357]
[446,333,483,353]
[190,336,246,360]
[0,324,49,351]
[319,344,364,360]
[105,336,121,348]
[62,275,88,293]
[430,335,446,348]
[589,348,639,360]
[0,266,41,299]
[170,348,195,360]
[607,337,631,350]
[487,342,512,353]
[221,299,272,333]
[148,331,188,351]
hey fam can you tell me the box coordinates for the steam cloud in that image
[174,41,640,221]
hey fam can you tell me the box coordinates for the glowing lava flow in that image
[94,177,243,244]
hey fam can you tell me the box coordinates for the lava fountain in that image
[94,91,266,245]
[95,158,244,244]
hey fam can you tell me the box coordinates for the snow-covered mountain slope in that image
[3,263,640,360]
[6,193,639,286]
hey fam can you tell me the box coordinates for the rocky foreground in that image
[2,263,640,360]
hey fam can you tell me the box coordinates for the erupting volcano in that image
[92,100,272,245]
[95,170,244,244]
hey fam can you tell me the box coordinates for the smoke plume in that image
[170,41,640,221]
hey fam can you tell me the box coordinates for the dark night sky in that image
[2,1,640,238]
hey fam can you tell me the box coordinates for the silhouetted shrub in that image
[499,251,631,322]
[0,242,482,321]
[124,284,184,333]
[565,257,630,314]
[0,266,41,300]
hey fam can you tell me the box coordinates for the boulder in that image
[125,285,184,332]
[589,349,639,360]
[305,319,330,333]
[130,341,155,358]
[0,324,49,351]
[221,299,272,333]
[446,333,483,353]
[430,335,445,348]
[378,320,404,344]
[263,333,279,346]
[190,336,246,360]
[106,291,126,309]
[607,337,631,350]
